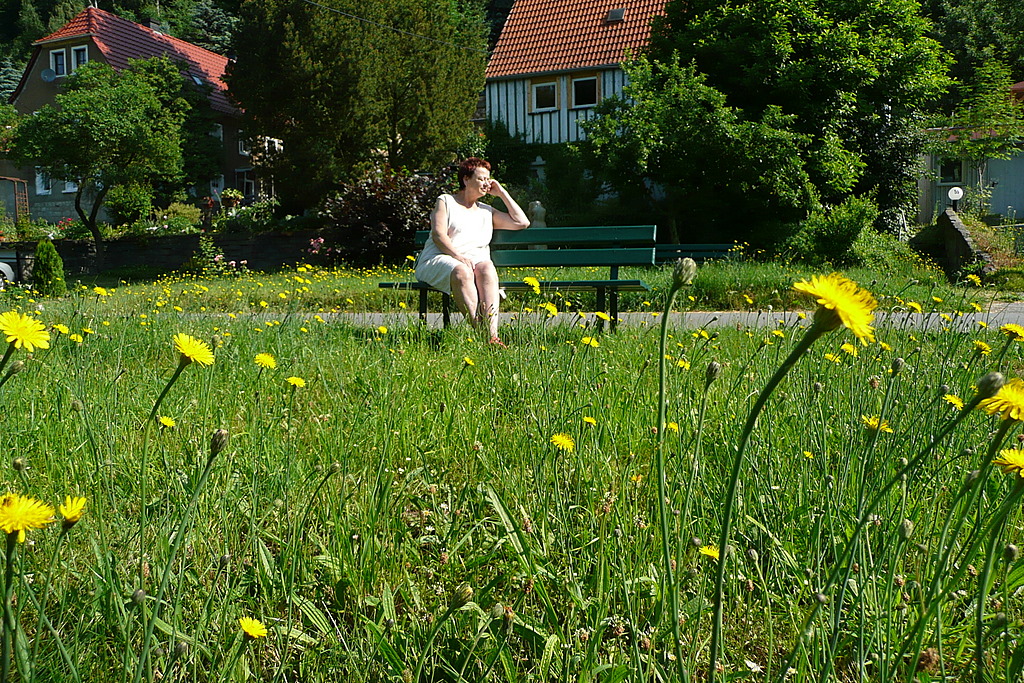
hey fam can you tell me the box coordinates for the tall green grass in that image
[0,265,1020,681]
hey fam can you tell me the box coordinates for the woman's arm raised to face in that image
[487,180,530,231]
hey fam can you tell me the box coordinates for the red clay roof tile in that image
[486,0,666,79]
[35,7,235,114]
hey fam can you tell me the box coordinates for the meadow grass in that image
[0,263,1021,682]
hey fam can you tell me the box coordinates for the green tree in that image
[227,0,488,210]
[619,0,949,237]
[925,56,1024,214]
[9,57,187,268]
[31,238,66,297]
[922,0,1024,89]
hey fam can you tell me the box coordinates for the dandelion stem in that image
[656,277,686,678]
[709,326,823,681]
[0,342,13,379]
[28,528,69,683]
[149,362,187,421]
[1,533,17,682]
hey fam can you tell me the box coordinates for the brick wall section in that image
[1,230,321,278]
[937,208,994,276]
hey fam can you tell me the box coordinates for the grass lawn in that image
[0,261,1022,681]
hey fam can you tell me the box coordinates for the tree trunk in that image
[74,183,110,272]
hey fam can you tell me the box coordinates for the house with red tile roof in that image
[4,7,255,224]
[485,0,666,145]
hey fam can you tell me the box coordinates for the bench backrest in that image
[415,225,657,268]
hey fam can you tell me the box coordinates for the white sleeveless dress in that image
[415,194,497,294]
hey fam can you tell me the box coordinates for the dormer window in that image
[71,46,88,71]
[50,49,66,77]
[606,8,625,23]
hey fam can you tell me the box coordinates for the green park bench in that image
[379,225,657,331]
[655,243,734,263]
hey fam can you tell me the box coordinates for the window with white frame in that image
[571,76,599,108]
[531,81,558,112]
[71,46,88,71]
[50,49,67,77]
[35,169,52,196]
[210,123,223,141]
[63,179,78,194]
[210,175,225,195]
[238,130,251,156]
[235,169,255,197]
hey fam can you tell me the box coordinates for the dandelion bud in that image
[210,429,229,457]
[898,519,914,541]
[491,603,504,620]
[813,382,823,395]
[174,642,189,657]
[939,384,950,395]
[211,334,222,348]
[891,357,905,375]
[330,462,342,474]
[747,549,759,563]
[12,457,26,471]
[976,372,1005,400]
[450,583,474,610]
[70,398,84,412]
[705,361,722,387]
[502,605,515,634]
[673,258,698,288]
[219,554,231,568]
[966,469,981,486]
[993,612,1008,630]
[1005,544,1019,563]
[131,588,146,606]
[6,360,25,376]
[690,537,703,548]
[815,593,829,605]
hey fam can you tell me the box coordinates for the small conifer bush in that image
[32,238,67,297]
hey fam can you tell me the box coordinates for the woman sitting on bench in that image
[414,157,530,345]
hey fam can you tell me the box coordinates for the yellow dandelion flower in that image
[59,496,86,527]
[69,334,83,343]
[0,493,55,542]
[158,415,176,428]
[0,311,51,352]
[677,359,690,369]
[840,342,858,357]
[93,286,109,296]
[581,336,600,348]
[583,416,597,426]
[463,356,475,366]
[523,276,541,294]
[980,378,1024,421]
[792,274,877,344]
[861,415,894,433]
[994,449,1024,477]
[803,451,814,459]
[824,352,842,363]
[594,311,611,321]
[666,422,680,433]
[255,353,277,370]
[974,340,992,356]
[550,433,575,453]
[377,326,388,335]
[699,545,720,560]
[286,376,306,388]
[239,616,268,639]
[906,301,922,314]
[967,274,982,286]
[1002,324,1024,341]
[172,333,214,367]
[53,323,69,335]
[942,394,964,410]
[970,302,983,313]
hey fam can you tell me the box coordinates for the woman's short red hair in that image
[457,157,492,189]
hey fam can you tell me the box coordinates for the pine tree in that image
[32,238,67,297]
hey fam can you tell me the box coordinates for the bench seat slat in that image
[379,279,650,292]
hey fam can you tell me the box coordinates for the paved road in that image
[342,301,1024,330]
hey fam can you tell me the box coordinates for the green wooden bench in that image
[655,243,734,263]
[379,225,657,330]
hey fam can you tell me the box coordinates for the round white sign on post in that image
[947,186,964,201]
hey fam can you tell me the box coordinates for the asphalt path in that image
[340,300,1024,330]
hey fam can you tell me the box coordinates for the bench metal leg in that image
[596,287,607,333]
[610,289,619,332]
[419,288,428,324]
[442,294,451,328]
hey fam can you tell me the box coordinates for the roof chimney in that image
[144,17,163,32]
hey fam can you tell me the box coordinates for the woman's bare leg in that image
[474,260,501,339]
[450,265,478,326]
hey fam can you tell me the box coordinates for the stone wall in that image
[936,208,994,277]
[1,230,321,279]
